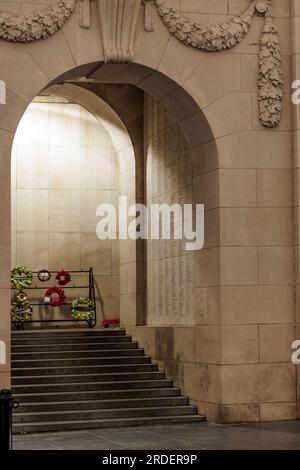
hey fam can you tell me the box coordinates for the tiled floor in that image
[13,421,300,450]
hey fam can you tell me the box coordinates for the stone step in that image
[12,379,173,394]
[15,396,189,413]
[13,415,206,434]
[13,405,198,424]
[11,342,138,352]
[12,348,144,360]
[12,335,132,346]
[12,363,157,376]
[12,356,150,368]
[11,328,205,433]
[12,371,165,385]
[12,329,125,338]
[13,387,181,403]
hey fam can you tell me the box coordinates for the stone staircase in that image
[11,329,205,433]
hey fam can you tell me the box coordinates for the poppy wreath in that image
[55,270,71,286]
[11,266,33,290]
[45,286,66,307]
[11,301,33,322]
[71,297,95,321]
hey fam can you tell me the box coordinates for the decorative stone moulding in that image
[97,0,141,63]
[154,0,283,129]
[0,0,283,128]
[0,0,76,42]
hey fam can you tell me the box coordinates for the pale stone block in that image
[219,169,257,208]
[17,189,48,232]
[134,10,170,70]
[80,148,112,190]
[11,231,16,268]
[136,326,157,358]
[183,363,221,403]
[220,404,260,424]
[49,232,81,271]
[0,90,27,133]
[81,233,112,276]
[25,30,76,80]
[257,169,293,208]
[259,364,296,402]
[17,146,49,190]
[185,52,241,109]
[221,285,294,324]
[182,0,227,15]
[204,92,252,139]
[48,103,80,148]
[217,130,292,169]
[158,36,204,86]
[173,327,196,363]
[197,286,221,326]
[0,41,48,102]
[204,209,220,249]
[190,400,220,423]
[259,324,296,363]
[80,106,112,148]
[49,147,80,190]
[81,189,112,233]
[194,248,220,287]
[222,364,260,404]
[49,189,80,232]
[155,328,174,361]
[221,325,259,365]
[120,293,137,326]
[260,403,297,422]
[195,326,221,364]
[220,247,258,286]
[15,102,49,147]
[220,208,293,246]
[179,111,214,149]
[16,232,48,271]
[193,171,219,209]
[258,247,294,285]
[61,0,104,66]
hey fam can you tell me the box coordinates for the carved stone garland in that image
[154,0,283,129]
[0,0,76,42]
[0,0,283,128]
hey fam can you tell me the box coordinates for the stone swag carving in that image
[0,0,283,128]
[154,0,283,129]
[0,0,76,42]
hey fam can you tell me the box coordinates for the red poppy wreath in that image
[45,286,66,307]
[55,270,71,286]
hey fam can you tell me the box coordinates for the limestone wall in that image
[11,97,120,326]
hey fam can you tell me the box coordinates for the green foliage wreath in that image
[71,297,94,321]
[11,301,33,322]
[11,266,33,290]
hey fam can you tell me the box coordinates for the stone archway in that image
[2,60,219,422]
[0,0,296,424]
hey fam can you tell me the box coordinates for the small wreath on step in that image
[45,286,65,307]
[11,266,33,290]
[15,291,28,305]
[55,270,71,286]
[38,269,51,282]
[11,301,33,322]
[71,297,94,321]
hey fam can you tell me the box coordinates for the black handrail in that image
[11,267,97,330]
